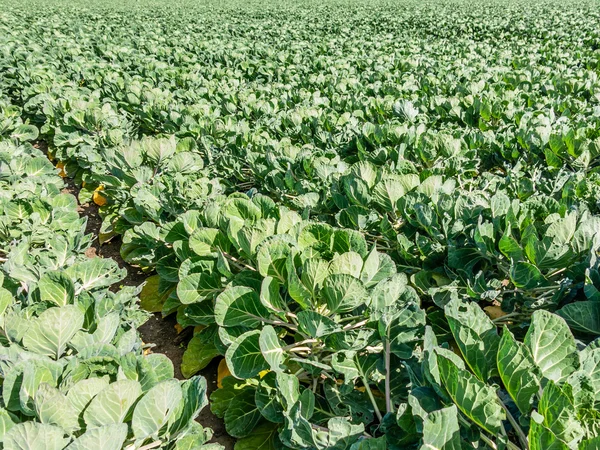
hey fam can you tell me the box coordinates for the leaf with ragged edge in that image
[215,286,270,328]
[132,379,183,440]
[181,326,221,378]
[557,302,600,335]
[23,305,84,359]
[226,330,269,379]
[437,353,504,434]
[224,387,261,438]
[538,381,584,447]
[525,311,579,383]
[259,325,285,372]
[3,422,68,450]
[178,272,222,305]
[379,303,426,359]
[581,348,600,402]
[65,424,128,450]
[444,298,500,381]
[38,271,74,307]
[497,327,541,415]
[65,258,125,292]
[350,436,387,450]
[233,421,279,450]
[84,380,142,428]
[529,420,570,450]
[420,405,462,450]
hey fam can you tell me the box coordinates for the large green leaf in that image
[84,380,142,428]
[23,305,84,359]
[437,353,504,434]
[421,405,462,450]
[497,327,541,414]
[444,298,500,381]
[3,422,68,450]
[215,286,270,328]
[557,302,600,335]
[132,379,183,440]
[226,330,269,379]
[525,311,579,383]
[65,424,128,450]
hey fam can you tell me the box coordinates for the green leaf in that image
[557,302,600,335]
[178,272,222,305]
[510,261,547,289]
[181,327,221,378]
[38,271,75,307]
[437,353,504,434]
[3,423,68,450]
[444,298,500,381]
[34,384,79,432]
[132,379,183,440]
[23,305,84,359]
[224,387,261,438]
[11,124,39,142]
[84,380,142,428]
[525,311,579,382]
[298,310,339,338]
[259,325,285,372]
[322,274,368,313]
[538,381,584,447]
[65,424,127,450]
[497,327,541,414]
[421,405,462,450]
[234,421,278,450]
[226,330,269,379]
[529,420,569,450]
[215,286,270,328]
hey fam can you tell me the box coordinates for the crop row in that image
[0,113,219,447]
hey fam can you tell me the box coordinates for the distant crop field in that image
[1,0,600,448]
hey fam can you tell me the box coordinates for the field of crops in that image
[1,0,600,448]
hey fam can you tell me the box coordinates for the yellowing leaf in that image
[56,161,66,178]
[139,275,168,312]
[217,359,231,388]
[93,185,107,206]
[484,305,508,320]
[258,370,269,379]
[174,323,184,334]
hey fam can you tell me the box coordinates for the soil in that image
[37,143,235,449]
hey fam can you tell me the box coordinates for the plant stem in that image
[283,338,318,351]
[479,433,498,450]
[221,251,256,272]
[361,375,382,422]
[384,338,392,414]
[499,397,529,450]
